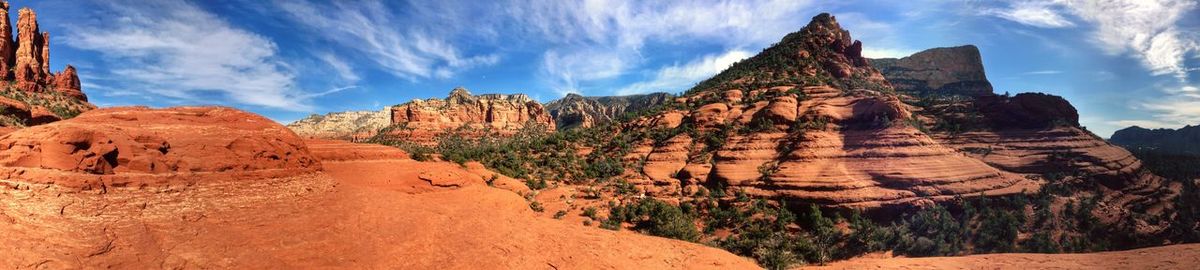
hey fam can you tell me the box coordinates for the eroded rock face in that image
[871,45,994,97]
[612,14,1035,210]
[546,92,674,130]
[13,7,44,92]
[0,3,92,127]
[0,106,321,189]
[51,65,85,101]
[874,42,1172,230]
[386,87,554,145]
[286,108,391,141]
[0,2,12,79]
[975,93,1079,129]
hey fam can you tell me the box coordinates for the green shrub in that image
[582,207,599,220]
[893,205,964,257]
[607,198,700,242]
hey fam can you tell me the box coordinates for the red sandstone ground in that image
[0,106,757,269]
[802,244,1200,270]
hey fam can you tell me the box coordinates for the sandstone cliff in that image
[546,92,673,130]
[876,47,1173,234]
[593,14,1039,210]
[382,87,554,145]
[286,108,391,141]
[871,45,994,97]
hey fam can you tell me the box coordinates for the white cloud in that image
[507,0,816,94]
[275,0,499,80]
[1024,70,1064,75]
[316,53,360,83]
[861,48,916,59]
[541,49,629,95]
[1120,84,1200,130]
[64,0,315,111]
[982,1,1076,28]
[1059,0,1199,80]
[618,50,752,95]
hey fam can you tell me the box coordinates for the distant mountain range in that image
[1111,125,1200,155]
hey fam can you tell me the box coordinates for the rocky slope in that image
[379,87,554,145]
[874,46,1172,233]
[603,14,1039,210]
[0,2,93,128]
[1111,125,1200,155]
[287,108,391,141]
[546,92,673,130]
[0,106,758,269]
[871,45,993,97]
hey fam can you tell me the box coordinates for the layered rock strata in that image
[384,87,554,145]
[616,14,1037,209]
[287,108,391,141]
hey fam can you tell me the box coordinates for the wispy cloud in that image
[274,0,499,81]
[982,1,1075,28]
[1061,0,1199,80]
[861,48,916,59]
[316,52,360,83]
[618,50,751,95]
[63,0,315,111]
[507,0,816,94]
[1024,70,1064,75]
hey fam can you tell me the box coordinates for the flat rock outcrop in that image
[0,106,321,189]
[871,45,994,97]
[384,87,554,145]
[546,92,674,130]
[287,108,391,141]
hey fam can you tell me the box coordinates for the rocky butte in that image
[377,87,554,145]
[0,2,92,129]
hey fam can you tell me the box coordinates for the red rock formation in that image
[384,87,555,145]
[4,5,87,103]
[0,3,93,127]
[0,2,13,80]
[39,31,48,75]
[51,65,85,100]
[0,106,756,269]
[0,106,321,189]
[607,14,1037,210]
[13,7,44,92]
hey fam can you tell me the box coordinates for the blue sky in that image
[14,0,1200,137]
